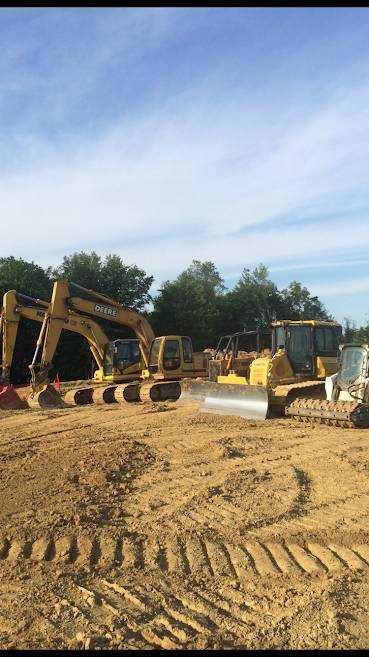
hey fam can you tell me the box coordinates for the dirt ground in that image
[1,398,369,649]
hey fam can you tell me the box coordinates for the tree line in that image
[0,252,363,384]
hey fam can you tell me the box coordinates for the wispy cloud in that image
[312,277,369,298]
[1,77,369,263]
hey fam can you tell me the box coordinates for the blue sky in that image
[1,8,369,325]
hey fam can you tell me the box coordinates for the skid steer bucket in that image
[200,383,269,419]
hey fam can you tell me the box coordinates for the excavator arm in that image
[0,291,48,384]
[0,290,112,388]
[67,281,155,361]
[29,279,155,391]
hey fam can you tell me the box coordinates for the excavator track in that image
[113,382,141,404]
[285,398,369,428]
[64,386,94,406]
[138,380,182,403]
[92,385,118,404]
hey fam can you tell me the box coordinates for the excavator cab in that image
[102,339,142,378]
[143,335,209,381]
[146,336,194,379]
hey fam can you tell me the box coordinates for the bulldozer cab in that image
[209,329,271,381]
[272,321,341,378]
[213,329,270,359]
[103,339,141,377]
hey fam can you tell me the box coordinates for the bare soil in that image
[1,399,369,649]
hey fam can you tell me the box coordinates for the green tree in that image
[0,257,53,384]
[101,255,153,311]
[52,251,101,290]
[356,323,369,343]
[216,265,286,338]
[150,260,225,349]
[52,251,153,310]
[0,256,52,300]
[342,317,358,342]
[281,281,331,320]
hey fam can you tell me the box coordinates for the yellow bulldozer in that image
[182,319,342,419]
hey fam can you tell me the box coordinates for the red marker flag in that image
[54,372,61,392]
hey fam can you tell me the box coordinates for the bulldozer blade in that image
[200,383,269,420]
[27,384,67,409]
[179,378,215,403]
[0,386,27,410]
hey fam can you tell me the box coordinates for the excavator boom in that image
[27,279,155,407]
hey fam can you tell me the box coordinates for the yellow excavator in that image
[181,320,342,419]
[27,279,209,408]
[0,287,148,408]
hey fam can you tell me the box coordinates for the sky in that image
[1,7,369,326]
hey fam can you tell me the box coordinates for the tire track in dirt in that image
[172,465,312,538]
[64,576,272,648]
[1,532,368,578]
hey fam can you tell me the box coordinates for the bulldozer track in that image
[2,532,369,578]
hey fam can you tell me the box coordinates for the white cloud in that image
[1,78,369,271]
[312,277,369,298]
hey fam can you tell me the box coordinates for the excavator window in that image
[163,339,181,371]
[181,337,193,363]
[114,340,140,372]
[103,343,114,376]
[149,338,162,369]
